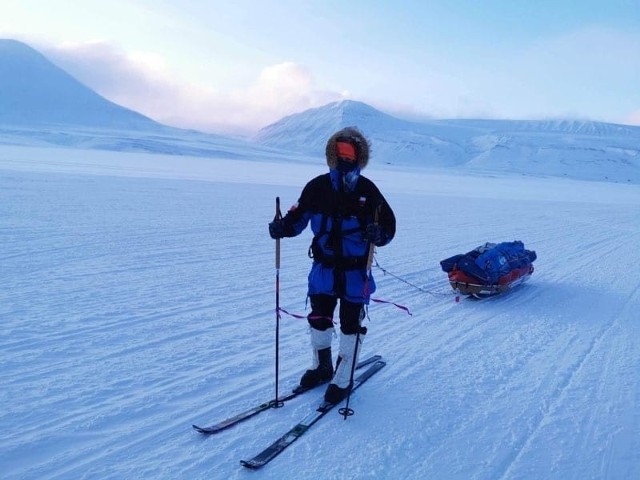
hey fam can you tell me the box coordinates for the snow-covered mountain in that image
[0,39,157,129]
[1,39,639,184]
[0,39,298,162]
[253,100,472,167]
[254,100,640,183]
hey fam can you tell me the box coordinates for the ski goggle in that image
[336,141,357,161]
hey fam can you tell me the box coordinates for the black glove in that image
[269,219,286,239]
[363,223,385,245]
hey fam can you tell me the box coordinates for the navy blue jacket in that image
[280,169,396,303]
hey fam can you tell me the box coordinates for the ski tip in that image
[240,459,263,470]
[193,424,219,434]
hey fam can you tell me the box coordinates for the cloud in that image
[41,41,347,135]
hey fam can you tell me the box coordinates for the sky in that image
[1,0,640,135]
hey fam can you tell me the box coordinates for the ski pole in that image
[339,206,380,419]
[271,197,284,408]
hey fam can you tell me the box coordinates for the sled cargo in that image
[440,241,536,298]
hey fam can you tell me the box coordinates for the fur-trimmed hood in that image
[325,126,370,170]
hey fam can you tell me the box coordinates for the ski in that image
[240,358,386,470]
[192,354,381,435]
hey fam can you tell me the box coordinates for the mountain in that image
[253,100,472,167]
[253,100,640,183]
[0,39,300,161]
[2,38,639,183]
[0,39,160,129]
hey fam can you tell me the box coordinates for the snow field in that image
[1,147,639,479]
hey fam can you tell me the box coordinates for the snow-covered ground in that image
[1,144,639,479]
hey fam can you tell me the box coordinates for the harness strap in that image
[310,246,368,270]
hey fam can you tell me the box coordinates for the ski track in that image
[499,279,640,480]
[378,206,640,480]
[2,163,639,479]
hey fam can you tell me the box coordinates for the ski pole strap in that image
[277,307,306,319]
[370,297,413,316]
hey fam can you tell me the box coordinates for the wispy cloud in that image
[41,41,347,135]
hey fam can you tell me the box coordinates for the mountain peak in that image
[0,39,158,130]
[0,38,39,54]
[329,98,377,112]
[309,99,391,121]
[251,99,403,156]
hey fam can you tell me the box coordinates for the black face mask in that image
[336,158,357,173]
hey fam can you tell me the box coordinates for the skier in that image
[268,126,396,404]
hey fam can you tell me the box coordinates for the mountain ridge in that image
[252,100,640,182]
[1,39,639,183]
